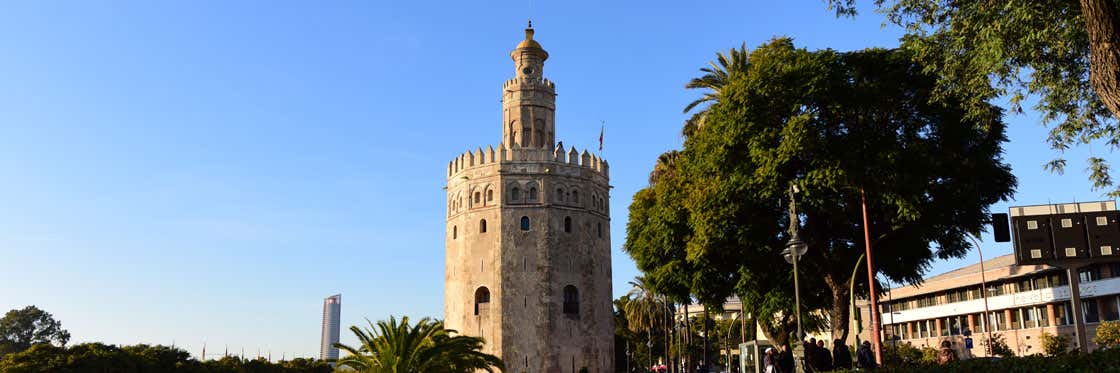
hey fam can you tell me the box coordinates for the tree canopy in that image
[827,0,1120,196]
[626,38,1015,345]
[0,342,332,373]
[0,305,70,357]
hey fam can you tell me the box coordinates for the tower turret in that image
[503,21,556,149]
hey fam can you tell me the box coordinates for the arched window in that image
[474,192,481,204]
[523,128,533,147]
[475,287,491,315]
[564,216,572,233]
[556,188,565,202]
[453,226,457,239]
[487,189,494,202]
[512,187,521,201]
[563,285,579,315]
[529,187,538,201]
[480,219,487,233]
[520,216,531,231]
[572,190,579,204]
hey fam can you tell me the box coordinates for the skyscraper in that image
[444,23,614,373]
[320,294,341,361]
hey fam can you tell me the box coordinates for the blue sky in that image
[0,0,1113,360]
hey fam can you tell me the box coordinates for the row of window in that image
[884,263,1120,313]
[450,182,608,216]
[451,217,605,239]
[473,285,581,316]
[886,296,1120,340]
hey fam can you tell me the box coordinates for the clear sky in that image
[0,0,1113,361]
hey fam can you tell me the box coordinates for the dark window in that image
[487,189,494,201]
[572,190,579,203]
[453,226,457,239]
[480,219,487,233]
[512,187,521,201]
[520,216,531,231]
[563,285,579,315]
[564,217,572,233]
[597,222,602,238]
[1080,266,1100,283]
[529,187,538,201]
[475,287,490,315]
[557,188,564,202]
[474,192,481,204]
[1085,298,1101,323]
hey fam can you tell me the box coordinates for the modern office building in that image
[855,254,1120,357]
[320,294,341,361]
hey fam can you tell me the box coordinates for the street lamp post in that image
[725,312,740,372]
[781,185,809,373]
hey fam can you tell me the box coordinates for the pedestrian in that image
[816,339,833,371]
[779,343,794,373]
[857,341,877,369]
[763,347,778,373]
[832,339,853,369]
[937,340,958,366]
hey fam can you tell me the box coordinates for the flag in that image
[598,123,604,152]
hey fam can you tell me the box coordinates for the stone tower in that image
[445,23,614,373]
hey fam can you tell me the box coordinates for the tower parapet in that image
[447,144,609,180]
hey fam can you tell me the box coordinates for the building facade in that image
[856,255,1120,357]
[444,24,614,373]
[320,294,341,361]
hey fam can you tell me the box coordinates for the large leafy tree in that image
[827,0,1120,196]
[628,39,1015,345]
[0,306,70,356]
[334,316,503,373]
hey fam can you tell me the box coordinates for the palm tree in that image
[334,316,504,373]
[648,150,680,185]
[625,276,666,372]
[682,43,749,138]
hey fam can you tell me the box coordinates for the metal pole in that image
[967,235,994,357]
[860,187,883,365]
[849,253,865,347]
[1067,266,1090,352]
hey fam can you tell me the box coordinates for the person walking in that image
[832,339,853,370]
[857,341,877,370]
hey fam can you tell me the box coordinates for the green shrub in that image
[919,346,939,364]
[1040,332,1070,356]
[982,333,1015,357]
[1096,320,1120,349]
[882,342,922,367]
[833,345,1120,372]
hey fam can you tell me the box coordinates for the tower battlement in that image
[446,143,609,180]
[503,76,556,90]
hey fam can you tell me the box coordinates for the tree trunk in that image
[685,309,693,373]
[702,307,711,371]
[1081,0,1120,118]
[825,273,852,344]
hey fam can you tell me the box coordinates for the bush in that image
[1040,332,1070,356]
[1096,320,1120,349]
[833,345,1120,372]
[881,342,922,367]
[982,333,1015,357]
[919,346,939,364]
